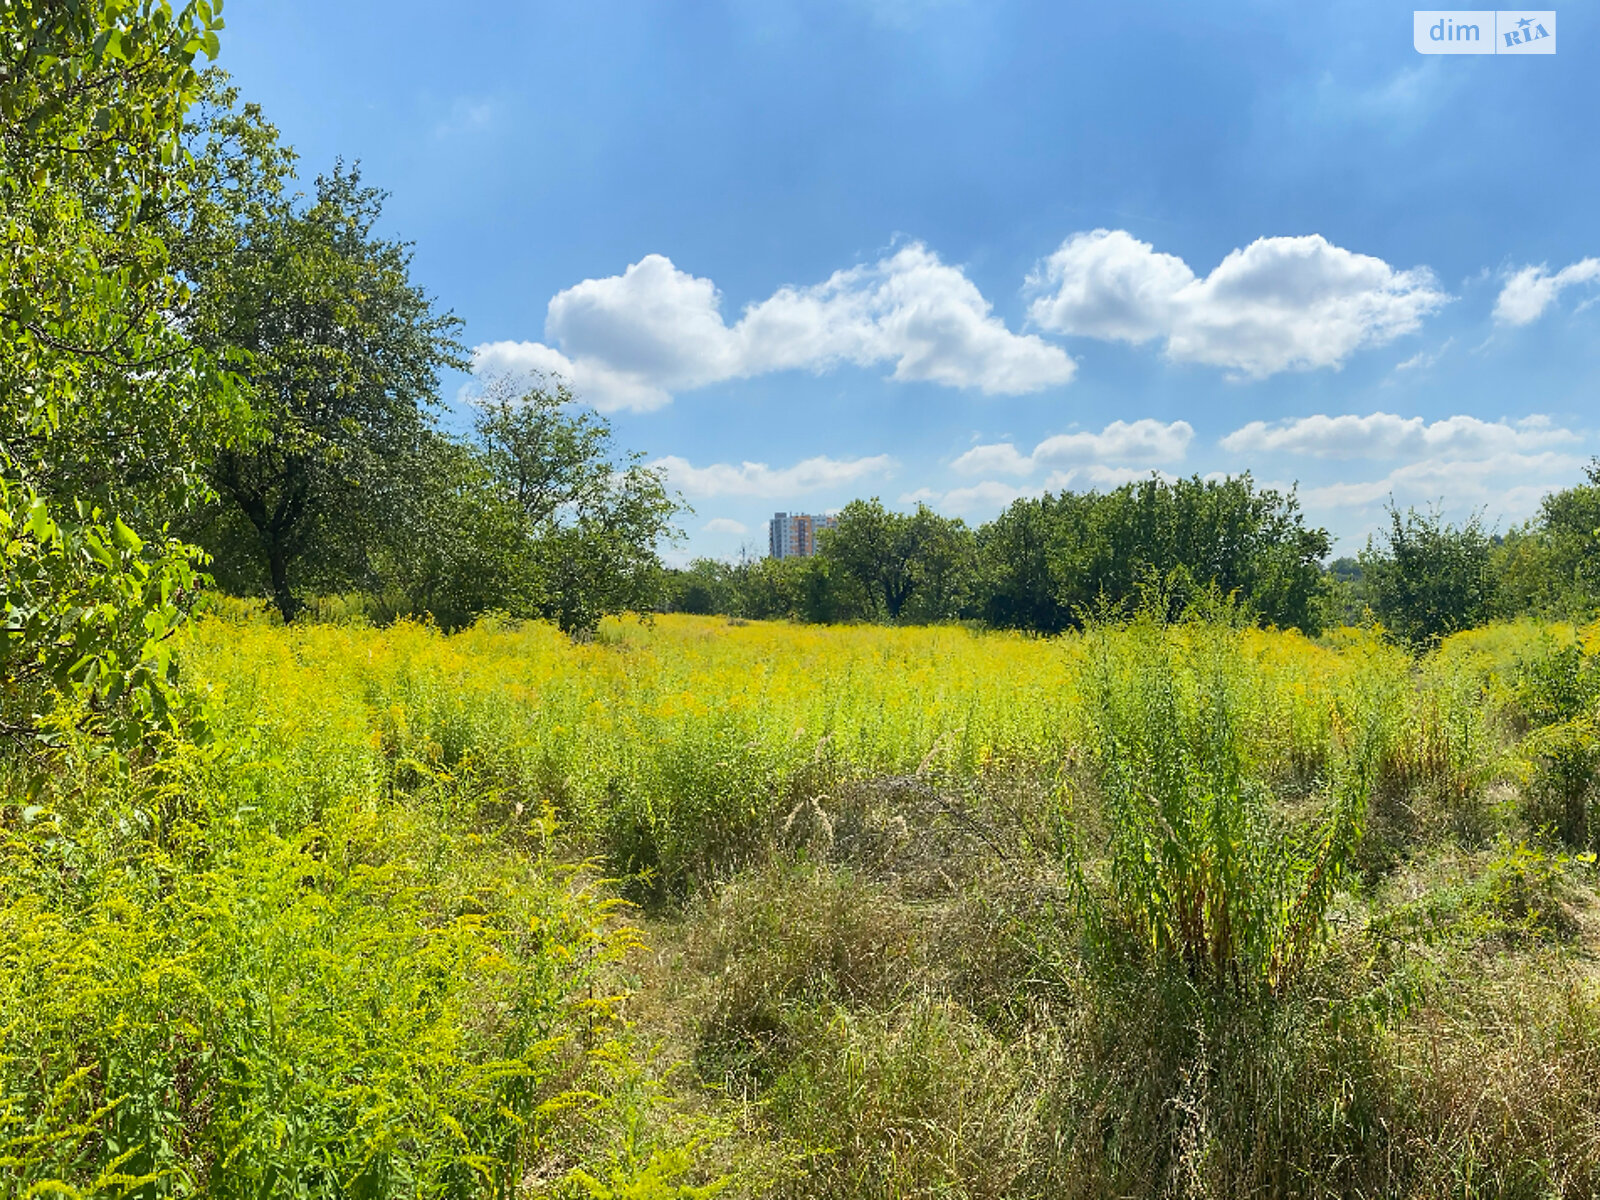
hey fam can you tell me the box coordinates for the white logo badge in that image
[1414,10,1555,53]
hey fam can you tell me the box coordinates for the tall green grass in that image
[9,609,1600,1196]
[0,710,725,1196]
[1066,614,1393,993]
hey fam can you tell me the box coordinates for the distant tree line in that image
[665,474,1330,633]
[664,463,1600,644]
[1326,461,1600,646]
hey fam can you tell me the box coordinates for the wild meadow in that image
[6,606,1600,1197]
[7,4,1600,1196]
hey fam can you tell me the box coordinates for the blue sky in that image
[220,1,1598,561]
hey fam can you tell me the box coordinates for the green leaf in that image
[110,517,143,554]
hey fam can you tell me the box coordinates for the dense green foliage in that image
[1320,473,1600,647]
[1493,459,1600,620]
[978,473,1331,633]
[1072,610,1389,992]
[1361,505,1497,646]
[0,493,206,746]
[818,499,975,622]
[0,7,693,1185]
[3,6,682,698]
[1,0,243,747]
[383,378,680,636]
[666,473,1332,635]
[668,465,1600,649]
[184,160,467,622]
[162,100,680,633]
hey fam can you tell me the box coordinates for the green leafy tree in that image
[182,161,467,621]
[34,74,291,533]
[367,428,529,630]
[978,474,1329,634]
[473,378,682,635]
[897,508,979,624]
[1316,556,1369,629]
[728,553,807,621]
[1540,458,1600,595]
[1,0,236,745]
[974,493,1066,632]
[383,377,684,636]
[665,558,740,615]
[819,498,976,622]
[1491,460,1600,620]
[1361,504,1496,647]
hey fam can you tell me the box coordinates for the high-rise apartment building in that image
[768,511,838,559]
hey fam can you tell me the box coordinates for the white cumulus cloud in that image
[1215,411,1591,543]
[476,245,1076,411]
[948,442,1035,477]
[900,481,1040,518]
[1028,230,1447,377]
[1042,465,1179,491]
[702,518,749,535]
[909,463,1180,520]
[471,340,674,412]
[950,418,1194,476]
[1221,412,1577,460]
[1493,258,1600,326]
[1300,451,1588,516]
[651,453,896,499]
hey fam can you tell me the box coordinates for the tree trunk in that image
[268,541,299,624]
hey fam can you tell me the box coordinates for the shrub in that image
[1068,614,1387,993]
[1362,506,1497,648]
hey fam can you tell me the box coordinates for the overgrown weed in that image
[12,610,1600,1195]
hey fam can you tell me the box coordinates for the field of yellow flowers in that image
[5,607,1600,1196]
